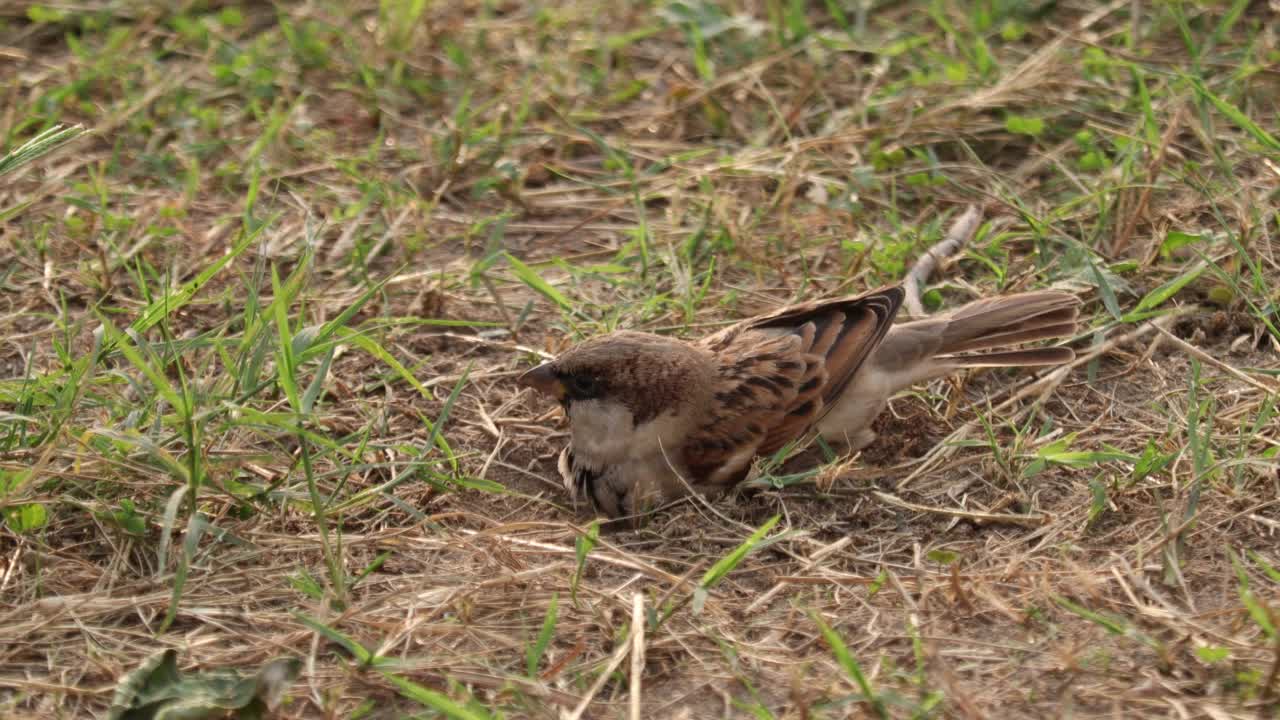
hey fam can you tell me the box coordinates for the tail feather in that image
[946,346,1076,367]
[872,290,1080,388]
[938,290,1081,354]
[943,320,1079,354]
[948,289,1080,320]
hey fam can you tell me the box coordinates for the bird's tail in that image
[873,290,1081,385]
[816,289,1081,449]
[932,290,1081,367]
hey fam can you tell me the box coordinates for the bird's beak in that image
[517,363,564,400]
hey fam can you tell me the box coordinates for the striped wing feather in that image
[684,286,904,487]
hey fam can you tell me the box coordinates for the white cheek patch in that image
[568,399,638,462]
[569,399,684,467]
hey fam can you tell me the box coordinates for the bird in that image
[518,284,1081,523]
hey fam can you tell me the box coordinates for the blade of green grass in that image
[0,123,88,175]
[293,612,388,668]
[699,514,781,589]
[159,511,209,633]
[810,611,889,719]
[336,328,434,400]
[503,252,574,313]
[691,514,783,614]
[271,265,302,410]
[1187,77,1280,154]
[379,672,495,720]
[1230,549,1278,640]
[571,521,598,607]
[117,225,265,350]
[526,592,559,678]
[1126,261,1207,318]
[1054,595,1161,649]
[327,368,470,514]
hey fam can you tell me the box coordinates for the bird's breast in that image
[568,399,688,464]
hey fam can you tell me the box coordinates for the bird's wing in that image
[685,286,904,486]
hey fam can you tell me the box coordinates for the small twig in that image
[477,428,504,479]
[772,574,918,587]
[1249,514,1280,532]
[448,671,580,708]
[903,205,982,318]
[361,206,414,267]
[743,536,851,613]
[566,592,641,720]
[324,206,369,262]
[629,591,645,720]
[871,490,1048,526]
[1152,324,1280,395]
[435,331,555,361]
[453,528,687,585]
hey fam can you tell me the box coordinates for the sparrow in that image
[518,285,1080,522]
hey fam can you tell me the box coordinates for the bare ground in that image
[1,1,1279,718]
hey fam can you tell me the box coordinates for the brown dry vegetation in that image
[2,1,1279,718]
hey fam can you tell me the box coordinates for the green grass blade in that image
[1187,77,1280,154]
[1208,0,1251,54]
[128,223,265,337]
[271,267,302,412]
[526,592,558,677]
[572,521,599,606]
[1245,549,1280,584]
[156,485,189,578]
[337,328,434,400]
[1054,595,1161,649]
[301,344,335,415]
[159,511,208,633]
[1086,255,1123,320]
[0,199,36,225]
[102,321,184,413]
[423,363,470,458]
[295,273,393,362]
[1126,261,1207,317]
[379,671,495,720]
[503,252,574,313]
[293,612,377,666]
[1230,549,1278,640]
[699,514,781,589]
[810,611,888,718]
[0,123,88,175]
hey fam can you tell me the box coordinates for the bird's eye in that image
[567,374,599,398]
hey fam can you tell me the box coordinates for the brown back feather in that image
[686,286,904,483]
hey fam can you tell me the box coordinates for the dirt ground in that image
[2,1,1278,719]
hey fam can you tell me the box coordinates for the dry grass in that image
[2,1,1279,718]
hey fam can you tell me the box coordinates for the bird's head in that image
[518,331,717,521]
[517,331,716,462]
[519,330,714,420]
